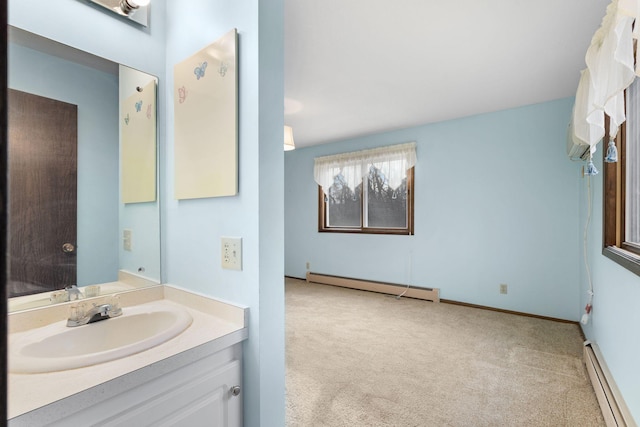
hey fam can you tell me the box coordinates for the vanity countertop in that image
[8,285,248,419]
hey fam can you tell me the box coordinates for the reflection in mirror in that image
[84,0,150,27]
[7,26,161,312]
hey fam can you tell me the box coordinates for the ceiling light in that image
[284,126,296,151]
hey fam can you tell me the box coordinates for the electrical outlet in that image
[123,229,132,252]
[306,262,310,270]
[500,283,508,294]
[221,237,242,271]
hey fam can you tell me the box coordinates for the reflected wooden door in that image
[8,89,77,297]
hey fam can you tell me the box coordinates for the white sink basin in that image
[9,302,193,374]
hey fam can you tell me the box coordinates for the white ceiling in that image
[285,0,610,148]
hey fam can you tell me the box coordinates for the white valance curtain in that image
[314,142,417,194]
[571,0,640,159]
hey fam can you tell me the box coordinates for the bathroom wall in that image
[8,42,119,287]
[163,1,285,425]
[579,153,640,421]
[9,0,167,78]
[285,97,582,321]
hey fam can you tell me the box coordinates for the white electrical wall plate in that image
[221,237,242,271]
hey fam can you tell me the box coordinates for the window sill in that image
[319,228,413,236]
[602,246,640,277]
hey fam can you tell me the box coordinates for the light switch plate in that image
[221,237,242,270]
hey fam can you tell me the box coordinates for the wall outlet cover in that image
[221,237,242,271]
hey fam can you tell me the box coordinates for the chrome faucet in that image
[65,284,83,301]
[67,301,123,327]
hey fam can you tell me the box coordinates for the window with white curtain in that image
[314,142,416,235]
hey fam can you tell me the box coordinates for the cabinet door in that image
[42,356,242,427]
[153,359,242,427]
[103,360,242,427]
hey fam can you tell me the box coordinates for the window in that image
[603,77,640,276]
[315,143,415,235]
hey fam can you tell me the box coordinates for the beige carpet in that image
[285,278,605,427]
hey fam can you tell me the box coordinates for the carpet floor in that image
[285,278,605,427]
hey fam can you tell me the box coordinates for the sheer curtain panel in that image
[314,142,417,194]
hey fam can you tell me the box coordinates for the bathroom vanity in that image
[8,285,248,426]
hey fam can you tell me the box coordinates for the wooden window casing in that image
[602,107,640,276]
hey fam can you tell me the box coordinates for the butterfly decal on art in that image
[124,113,130,125]
[219,61,228,77]
[135,100,143,112]
[146,104,152,119]
[178,86,188,104]
[194,61,208,80]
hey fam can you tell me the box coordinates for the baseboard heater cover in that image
[306,272,440,303]
[583,341,636,427]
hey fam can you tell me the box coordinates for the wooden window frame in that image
[318,167,414,235]
[602,111,640,276]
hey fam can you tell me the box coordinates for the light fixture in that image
[284,126,296,151]
[84,0,150,27]
[119,0,150,15]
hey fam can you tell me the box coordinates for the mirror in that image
[7,26,161,312]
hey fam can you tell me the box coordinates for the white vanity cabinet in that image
[8,286,248,427]
[10,343,243,427]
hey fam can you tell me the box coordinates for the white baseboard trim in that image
[584,341,636,427]
[305,272,440,303]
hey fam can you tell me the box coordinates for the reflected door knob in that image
[230,385,241,397]
[62,243,76,253]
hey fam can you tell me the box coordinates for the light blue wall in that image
[164,1,284,425]
[9,0,167,79]
[8,42,119,286]
[286,98,582,321]
[579,154,640,422]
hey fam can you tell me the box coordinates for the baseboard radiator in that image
[584,342,636,427]
[305,272,440,303]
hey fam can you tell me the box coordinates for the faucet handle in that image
[109,295,120,309]
[108,296,123,317]
[68,303,86,322]
[84,285,101,298]
[50,290,67,304]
